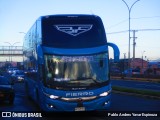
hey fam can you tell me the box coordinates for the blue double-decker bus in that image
[23,14,120,111]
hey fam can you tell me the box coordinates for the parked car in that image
[0,76,15,104]
[7,67,18,74]
[110,68,121,76]
[123,68,140,75]
[11,70,25,83]
[24,67,37,74]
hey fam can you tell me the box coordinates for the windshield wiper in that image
[74,78,101,86]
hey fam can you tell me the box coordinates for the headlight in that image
[99,90,111,97]
[18,76,23,79]
[49,95,59,99]
[43,92,59,99]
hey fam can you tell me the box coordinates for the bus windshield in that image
[44,53,109,90]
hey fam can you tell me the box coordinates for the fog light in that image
[50,105,54,108]
[105,102,108,105]
[103,100,110,106]
[47,104,54,109]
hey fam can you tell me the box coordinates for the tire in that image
[9,95,14,105]
[9,99,14,105]
[25,82,30,99]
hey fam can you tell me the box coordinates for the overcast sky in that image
[0,0,160,61]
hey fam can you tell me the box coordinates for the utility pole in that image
[132,30,137,59]
[123,53,126,71]
[122,53,126,79]
[141,51,145,74]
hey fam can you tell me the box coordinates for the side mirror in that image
[107,42,120,62]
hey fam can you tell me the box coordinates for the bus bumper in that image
[41,94,111,112]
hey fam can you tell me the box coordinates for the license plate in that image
[75,107,85,111]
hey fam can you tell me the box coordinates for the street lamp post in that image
[122,0,140,69]
[4,42,20,62]
[122,53,126,79]
[142,51,145,70]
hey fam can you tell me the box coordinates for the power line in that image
[132,16,160,20]
[136,29,160,31]
[106,16,160,29]
[107,19,128,29]
[107,30,128,34]
[107,28,160,34]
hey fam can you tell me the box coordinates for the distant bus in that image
[23,14,120,111]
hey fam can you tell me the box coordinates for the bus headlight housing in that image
[43,92,59,99]
[49,95,59,99]
[99,90,111,97]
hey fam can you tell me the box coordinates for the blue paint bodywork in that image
[24,14,120,112]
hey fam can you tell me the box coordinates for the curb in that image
[111,76,160,83]
[112,90,160,100]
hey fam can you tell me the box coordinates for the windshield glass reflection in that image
[44,53,109,90]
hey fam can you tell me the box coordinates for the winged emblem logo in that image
[54,24,93,36]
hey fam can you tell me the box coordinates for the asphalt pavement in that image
[0,79,160,120]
